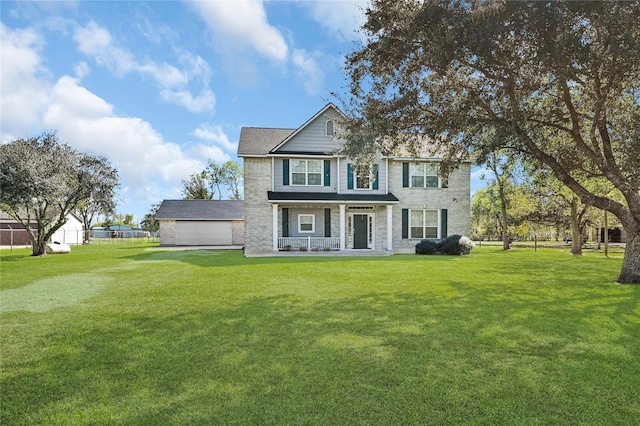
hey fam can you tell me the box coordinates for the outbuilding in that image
[156,200,244,247]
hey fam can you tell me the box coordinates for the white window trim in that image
[409,209,440,240]
[352,164,373,191]
[291,159,323,186]
[326,120,334,136]
[298,214,315,233]
[409,163,440,189]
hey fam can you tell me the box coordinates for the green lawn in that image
[1,245,638,425]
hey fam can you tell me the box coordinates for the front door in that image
[353,214,368,249]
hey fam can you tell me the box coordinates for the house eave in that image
[156,217,244,221]
[267,191,399,204]
[385,156,473,163]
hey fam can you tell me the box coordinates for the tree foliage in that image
[343,0,640,283]
[207,160,244,200]
[181,160,244,201]
[0,132,119,255]
[181,171,213,200]
[141,203,161,233]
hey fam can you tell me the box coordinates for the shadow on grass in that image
[3,283,639,425]
[122,248,462,269]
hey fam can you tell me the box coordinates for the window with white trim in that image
[410,209,439,239]
[298,214,315,233]
[353,165,372,190]
[291,159,323,186]
[326,120,334,136]
[410,163,439,188]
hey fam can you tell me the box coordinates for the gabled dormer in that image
[270,103,344,155]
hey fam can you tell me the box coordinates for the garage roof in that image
[156,200,244,221]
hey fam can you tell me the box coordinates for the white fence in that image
[278,236,341,252]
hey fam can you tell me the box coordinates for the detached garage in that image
[156,200,244,247]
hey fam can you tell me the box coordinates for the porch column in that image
[386,205,393,251]
[272,203,278,251]
[339,204,346,251]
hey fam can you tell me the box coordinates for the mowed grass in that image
[1,244,639,425]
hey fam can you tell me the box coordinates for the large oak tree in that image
[0,132,119,255]
[342,0,640,283]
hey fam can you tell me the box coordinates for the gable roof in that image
[270,103,345,153]
[156,200,244,221]
[237,127,295,156]
[237,103,346,157]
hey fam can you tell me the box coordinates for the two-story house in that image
[237,103,470,256]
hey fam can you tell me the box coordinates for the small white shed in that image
[156,200,244,247]
[50,214,84,245]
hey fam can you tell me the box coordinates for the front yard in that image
[1,245,638,425]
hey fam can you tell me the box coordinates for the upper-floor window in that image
[354,165,371,189]
[410,163,439,188]
[291,159,323,186]
[326,120,334,136]
[347,163,379,190]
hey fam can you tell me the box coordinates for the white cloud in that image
[46,75,112,118]
[74,61,90,78]
[190,144,230,164]
[42,76,204,188]
[292,48,324,95]
[72,21,213,112]
[160,88,216,113]
[189,0,288,62]
[192,125,238,152]
[0,23,50,140]
[0,24,211,216]
[301,1,369,41]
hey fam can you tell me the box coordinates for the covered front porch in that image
[268,191,399,254]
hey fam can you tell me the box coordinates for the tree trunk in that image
[497,176,510,250]
[32,239,47,256]
[618,232,640,284]
[501,206,510,250]
[570,198,582,255]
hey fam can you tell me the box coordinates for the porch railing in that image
[278,236,340,252]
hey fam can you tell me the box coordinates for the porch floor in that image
[265,249,393,257]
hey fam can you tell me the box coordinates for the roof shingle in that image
[237,127,295,156]
[156,200,244,220]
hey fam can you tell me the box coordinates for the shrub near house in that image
[416,235,475,255]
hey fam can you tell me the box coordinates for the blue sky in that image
[1,0,487,223]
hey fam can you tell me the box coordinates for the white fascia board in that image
[268,153,336,159]
[267,199,399,205]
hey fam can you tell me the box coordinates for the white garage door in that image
[175,221,232,246]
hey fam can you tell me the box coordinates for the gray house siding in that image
[273,158,337,193]
[275,109,342,153]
